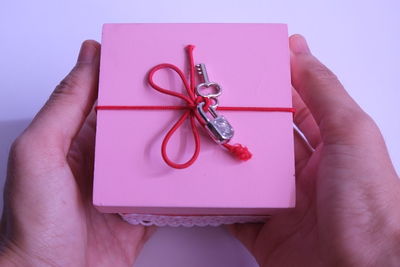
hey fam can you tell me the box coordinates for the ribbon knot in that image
[193,96,212,111]
[148,45,251,169]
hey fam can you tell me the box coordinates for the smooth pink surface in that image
[93,23,295,215]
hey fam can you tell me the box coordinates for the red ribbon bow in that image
[148,45,252,169]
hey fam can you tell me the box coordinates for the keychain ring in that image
[195,82,222,98]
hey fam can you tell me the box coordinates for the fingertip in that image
[289,34,311,55]
[77,40,101,64]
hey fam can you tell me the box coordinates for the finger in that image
[68,101,97,164]
[26,40,100,152]
[291,87,320,173]
[289,34,371,145]
[293,128,313,173]
[67,104,98,196]
[292,88,321,148]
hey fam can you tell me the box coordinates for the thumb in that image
[289,35,376,146]
[26,40,100,153]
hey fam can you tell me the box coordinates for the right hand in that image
[229,34,400,267]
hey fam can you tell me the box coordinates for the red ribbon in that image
[96,44,296,169]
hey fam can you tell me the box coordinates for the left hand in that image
[0,40,154,267]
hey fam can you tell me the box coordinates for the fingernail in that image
[77,40,98,63]
[290,35,311,55]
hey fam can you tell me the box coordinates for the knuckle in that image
[46,67,86,110]
[342,110,375,131]
[351,113,381,139]
[302,58,339,85]
[9,131,66,169]
[312,66,337,83]
[54,68,82,96]
[9,132,33,158]
[322,109,378,144]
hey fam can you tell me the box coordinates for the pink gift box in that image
[93,23,295,226]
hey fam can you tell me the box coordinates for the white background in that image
[0,1,399,266]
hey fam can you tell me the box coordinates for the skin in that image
[229,35,400,266]
[0,41,154,266]
[0,35,398,266]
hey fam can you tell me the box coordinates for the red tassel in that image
[223,143,252,161]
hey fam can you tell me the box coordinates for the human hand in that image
[0,41,154,266]
[229,35,400,266]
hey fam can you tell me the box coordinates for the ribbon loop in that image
[148,63,195,105]
[147,45,205,169]
[160,110,201,169]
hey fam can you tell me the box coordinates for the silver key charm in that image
[197,102,234,144]
[195,63,222,99]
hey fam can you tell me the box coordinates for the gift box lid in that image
[93,23,295,215]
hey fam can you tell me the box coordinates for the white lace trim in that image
[120,213,269,227]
